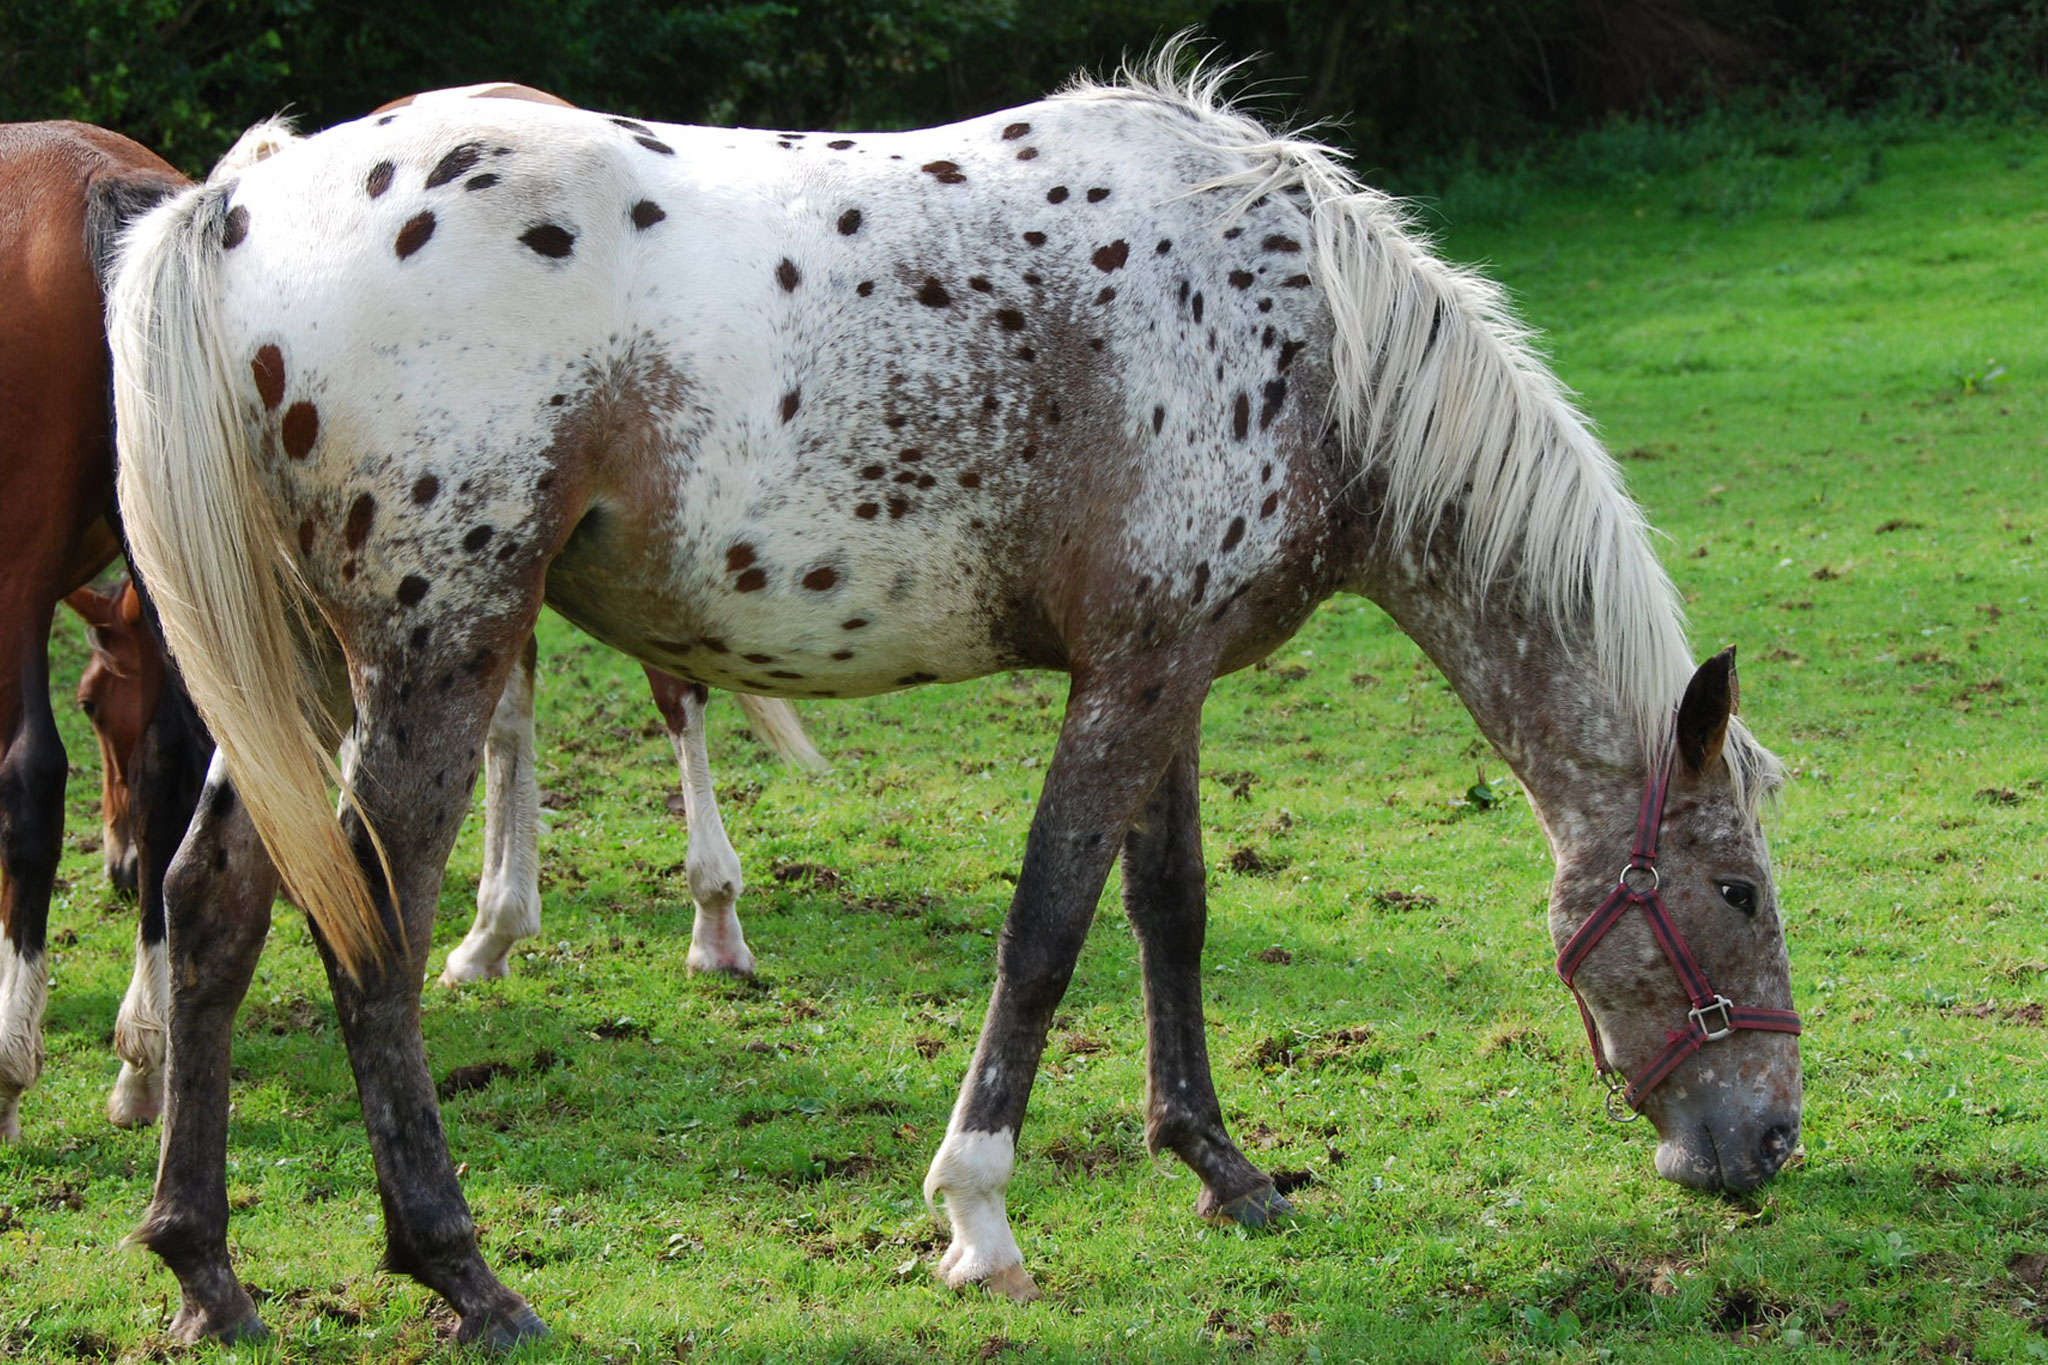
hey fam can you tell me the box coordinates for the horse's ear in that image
[1676,647,1738,773]
[64,585,119,630]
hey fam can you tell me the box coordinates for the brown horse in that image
[0,123,205,1140]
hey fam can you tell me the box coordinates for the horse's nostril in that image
[1757,1124,1795,1173]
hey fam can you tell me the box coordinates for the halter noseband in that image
[1554,740,1802,1121]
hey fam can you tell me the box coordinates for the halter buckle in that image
[1598,1069,1640,1123]
[1616,861,1660,896]
[1688,995,1736,1042]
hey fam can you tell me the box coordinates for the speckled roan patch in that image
[109,64,1800,1340]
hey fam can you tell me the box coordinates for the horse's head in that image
[1550,649,1802,1192]
[65,579,161,897]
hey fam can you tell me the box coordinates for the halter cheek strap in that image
[1554,742,1802,1120]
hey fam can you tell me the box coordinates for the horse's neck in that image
[1349,527,1654,861]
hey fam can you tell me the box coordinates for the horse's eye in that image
[1718,881,1756,915]
[79,697,97,718]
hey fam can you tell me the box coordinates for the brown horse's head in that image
[1550,651,1802,1192]
[65,580,163,897]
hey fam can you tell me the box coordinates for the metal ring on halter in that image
[1616,861,1660,895]
[1599,1071,1640,1123]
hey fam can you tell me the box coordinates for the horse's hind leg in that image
[318,628,542,1346]
[925,649,1218,1301]
[136,754,278,1341]
[107,652,209,1128]
[645,670,754,978]
[1121,740,1287,1226]
[0,615,66,1141]
[441,634,541,984]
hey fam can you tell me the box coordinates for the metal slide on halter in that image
[107,48,1801,1344]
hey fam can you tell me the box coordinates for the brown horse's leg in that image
[926,646,1219,1301]
[135,757,277,1342]
[1121,740,1288,1225]
[316,631,542,1347]
[0,615,67,1141]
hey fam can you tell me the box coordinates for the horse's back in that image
[163,92,1342,688]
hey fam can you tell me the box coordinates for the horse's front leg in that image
[925,648,1217,1302]
[135,754,277,1342]
[441,634,541,984]
[645,670,754,978]
[323,629,543,1347]
[1122,739,1288,1225]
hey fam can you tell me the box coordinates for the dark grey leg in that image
[1121,739,1288,1225]
[925,650,1216,1301]
[313,639,542,1348]
[134,757,277,1343]
[0,621,65,1140]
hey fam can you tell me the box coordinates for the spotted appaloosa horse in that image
[110,56,1802,1343]
[0,123,210,1141]
[69,577,820,987]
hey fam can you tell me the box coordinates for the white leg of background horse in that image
[106,930,169,1126]
[647,671,754,978]
[441,636,541,984]
[0,941,47,1142]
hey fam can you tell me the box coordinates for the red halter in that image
[1555,741,1802,1120]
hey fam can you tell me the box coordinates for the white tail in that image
[108,182,393,978]
[733,695,828,773]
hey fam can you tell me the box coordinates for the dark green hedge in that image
[4,1,2043,176]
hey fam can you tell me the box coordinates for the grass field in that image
[3,115,2045,1362]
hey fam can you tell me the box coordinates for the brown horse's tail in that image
[107,180,393,979]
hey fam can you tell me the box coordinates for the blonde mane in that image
[1061,42,1778,803]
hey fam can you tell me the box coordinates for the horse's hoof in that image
[457,1303,549,1352]
[684,954,757,981]
[440,955,511,986]
[169,1305,269,1345]
[981,1262,1042,1304]
[0,1096,20,1144]
[1201,1182,1292,1229]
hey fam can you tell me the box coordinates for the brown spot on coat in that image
[1086,187,1110,202]
[958,471,981,488]
[252,345,286,410]
[1016,147,1038,160]
[995,308,1026,332]
[781,389,801,423]
[887,496,911,518]
[1096,286,1117,304]
[734,568,768,593]
[802,567,838,591]
[1152,405,1165,434]
[1047,186,1069,204]
[1228,269,1254,289]
[776,258,801,291]
[631,199,666,229]
[365,161,395,198]
[1092,240,1129,272]
[464,526,494,552]
[520,223,576,258]
[426,142,485,189]
[412,475,440,504]
[396,211,437,259]
[856,281,875,296]
[1221,516,1246,552]
[1232,393,1250,441]
[837,208,862,235]
[1260,378,1288,429]
[726,544,758,571]
[465,173,500,192]
[635,137,675,156]
[917,277,951,307]
[855,502,879,519]
[1001,122,1031,140]
[922,160,966,184]
[828,138,855,150]
[344,494,376,549]
[1022,231,1047,247]
[1260,491,1280,518]
[841,618,868,630]
[397,575,430,607]
[1282,274,1312,288]
[1263,234,1301,253]
[969,276,993,292]
[281,402,319,459]
[298,520,315,555]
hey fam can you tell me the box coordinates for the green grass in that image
[4,117,2047,1362]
